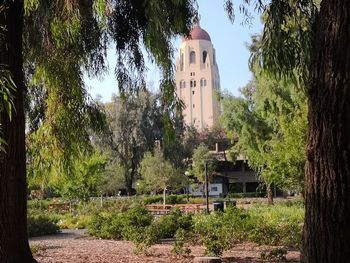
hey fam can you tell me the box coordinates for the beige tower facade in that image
[175,25,221,130]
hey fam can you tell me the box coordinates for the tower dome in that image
[185,25,211,42]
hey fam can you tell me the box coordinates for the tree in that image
[97,162,125,196]
[230,0,350,260]
[0,1,35,261]
[162,110,188,169]
[106,90,161,195]
[222,70,307,203]
[139,150,183,205]
[54,151,107,202]
[302,1,350,261]
[190,144,217,195]
[0,1,196,260]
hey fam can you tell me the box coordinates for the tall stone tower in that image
[175,25,221,130]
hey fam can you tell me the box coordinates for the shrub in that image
[190,204,304,256]
[226,192,266,198]
[57,214,90,229]
[247,203,304,248]
[27,213,59,237]
[143,194,188,205]
[28,199,50,210]
[156,208,193,238]
[82,197,136,213]
[122,223,159,254]
[172,228,191,256]
[143,195,163,204]
[87,205,154,240]
[87,201,304,256]
[166,195,183,204]
[30,244,46,255]
[193,211,230,256]
[88,212,125,239]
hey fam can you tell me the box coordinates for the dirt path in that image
[30,230,300,263]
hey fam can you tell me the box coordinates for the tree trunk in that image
[302,0,350,262]
[267,183,274,205]
[125,172,133,196]
[163,187,167,208]
[0,1,36,262]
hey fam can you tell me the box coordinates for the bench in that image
[48,202,70,213]
[145,203,204,215]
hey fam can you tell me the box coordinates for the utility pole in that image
[205,163,209,213]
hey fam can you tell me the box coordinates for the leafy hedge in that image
[226,192,266,198]
[87,205,194,253]
[192,203,304,256]
[88,205,153,240]
[87,202,304,256]
[142,194,188,205]
[27,212,59,237]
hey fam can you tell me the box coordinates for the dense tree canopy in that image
[138,150,183,194]
[0,1,197,261]
[104,90,162,195]
[227,0,350,261]
[190,144,217,184]
[221,73,307,202]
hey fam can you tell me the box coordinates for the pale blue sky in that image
[86,1,263,102]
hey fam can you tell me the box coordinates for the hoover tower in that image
[175,25,221,130]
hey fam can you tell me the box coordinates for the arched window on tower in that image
[190,51,196,64]
[180,52,184,71]
[200,78,207,87]
[179,80,185,89]
[190,79,196,88]
[202,51,207,63]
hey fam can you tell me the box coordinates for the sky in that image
[86,1,263,102]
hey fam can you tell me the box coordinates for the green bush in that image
[30,244,46,255]
[156,208,192,238]
[143,195,164,204]
[172,228,191,256]
[190,204,304,256]
[88,212,125,239]
[88,205,158,254]
[226,192,266,198]
[166,195,183,204]
[142,194,188,205]
[87,201,304,257]
[122,223,159,254]
[247,204,304,248]
[87,205,154,240]
[193,211,230,256]
[57,214,90,229]
[27,213,59,237]
[81,197,136,213]
[28,199,50,210]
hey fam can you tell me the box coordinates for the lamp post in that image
[185,171,190,202]
[205,163,209,213]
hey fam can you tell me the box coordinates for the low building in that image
[188,144,262,197]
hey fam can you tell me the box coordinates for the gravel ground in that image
[30,230,300,263]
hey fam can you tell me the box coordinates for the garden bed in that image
[31,236,300,263]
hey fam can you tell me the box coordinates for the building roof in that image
[184,25,211,42]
